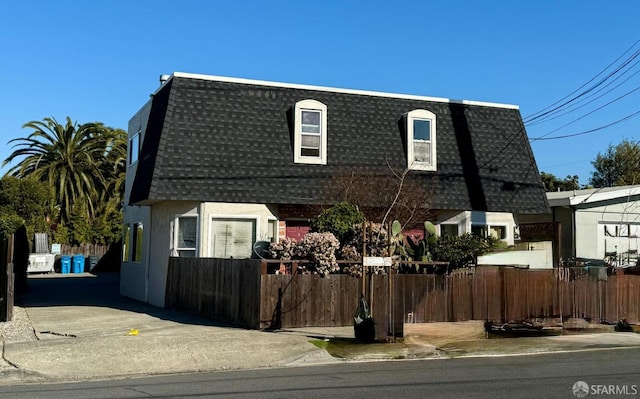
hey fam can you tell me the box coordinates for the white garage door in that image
[210,218,256,259]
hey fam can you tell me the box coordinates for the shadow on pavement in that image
[21,272,236,329]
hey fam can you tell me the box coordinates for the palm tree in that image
[95,128,127,224]
[2,117,119,225]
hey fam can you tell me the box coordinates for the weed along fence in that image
[165,258,640,337]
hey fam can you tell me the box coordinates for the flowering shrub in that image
[298,232,340,275]
[341,222,390,258]
[339,245,360,261]
[268,237,299,260]
[268,233,340,276]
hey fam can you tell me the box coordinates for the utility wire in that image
[531,109,640,141]
[524,40,640,123]
[530,84,640,139]
[526,59,640,127]
[524,48,640,125]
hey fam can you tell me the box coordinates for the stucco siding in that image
[436,211,517,245]
[575,200,640,260]
[146,201,200,307]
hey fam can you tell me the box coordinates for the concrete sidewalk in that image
[1,273,640,384]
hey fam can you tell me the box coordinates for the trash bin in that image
[354,295,375,343]
[60,255,71,274]
[72,254,85,273]
[88,255,99,272]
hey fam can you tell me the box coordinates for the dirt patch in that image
[322,338,410,359]
[404,321,486,347]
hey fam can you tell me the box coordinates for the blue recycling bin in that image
[72,254,85,273]
[60,255,71,274]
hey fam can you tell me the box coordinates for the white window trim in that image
[132,221,144,263]
[172,214,199,257]
[439,222,460,237]
[129,130,140,166]
[122,224,131,262]
[471,223,510,241]
[294,99,328,165]
[266,217,278,243]
[406,109,436,171]
[208,215,261,258]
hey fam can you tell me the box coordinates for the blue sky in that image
[1,1,639,185]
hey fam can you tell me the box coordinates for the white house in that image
[546,185,640,264]
[120,72,549,307]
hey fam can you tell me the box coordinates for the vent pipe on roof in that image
[159,74,170,85]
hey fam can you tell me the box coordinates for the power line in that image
[526,59,640,127]
[481,41,640,171]
[531,109,640,141]
[530,84,640,140]
[524,40,640,124]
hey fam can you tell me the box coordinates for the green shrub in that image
[312,202,364,244]
[430,233,496,270]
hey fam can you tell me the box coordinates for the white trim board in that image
[154,72,520,110]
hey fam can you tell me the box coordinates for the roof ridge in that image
[158,72,520,110]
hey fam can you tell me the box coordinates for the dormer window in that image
[294,99,327,164]
[406,109,436,171]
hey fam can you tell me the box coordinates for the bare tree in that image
[322,167,436,229]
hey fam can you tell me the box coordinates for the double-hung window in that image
[294,99,327,164]
[406,109,436,171]
[174,215,198,257]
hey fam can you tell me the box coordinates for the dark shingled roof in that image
[130,73,549,214]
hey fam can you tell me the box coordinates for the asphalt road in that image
[1,348,639,399]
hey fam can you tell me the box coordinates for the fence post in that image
[0,236,15,322]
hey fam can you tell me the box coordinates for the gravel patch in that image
[0,306,37,344]
[0,305,37,373]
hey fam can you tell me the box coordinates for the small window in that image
[129,132,140,165]
[132,222,143,262]
[472,224,507,240]
[406,109,436,171]
[489,225,507,240]
[294,99,327,164]
[267,219,278,243]
[122,225,131,262]
[440,224,459,238]
[175,216,197,257]
[471,224,488,238]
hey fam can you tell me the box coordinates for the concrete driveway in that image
[2,273,330,382]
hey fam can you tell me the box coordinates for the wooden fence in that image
[165,257,262,329]
[60,244,110,257]
[165,259,640,338]
[0,236,14,322]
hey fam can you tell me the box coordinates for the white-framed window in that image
[173,215,198,257]
[209,216,258,259]
[294,99,327,165]
[267,219,278,243]
[440,223,459,238]
[472,224,507,240]
[132,222,143,262]
[406,109,436,171]
[122,225,131,262]
[129,131,140,165]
